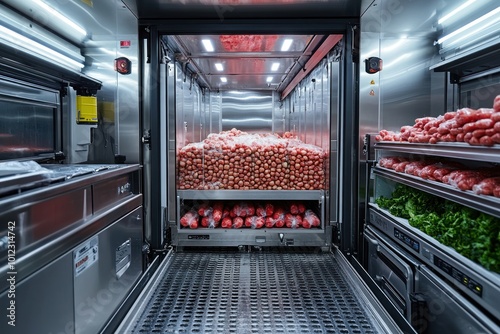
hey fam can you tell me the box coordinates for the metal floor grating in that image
[131,249,380,334]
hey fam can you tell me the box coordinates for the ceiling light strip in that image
[437,6,500,45]
[33,0,87,37]
[438,0,477,25]
[202,39,214,52]
[0,24,84,70]
[281,39,293,51]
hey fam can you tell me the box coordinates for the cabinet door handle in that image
[375,275,406,312]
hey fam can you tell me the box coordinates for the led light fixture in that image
[271,62,280,71]
[215,63,224,71]
[266,76,273,83]
[220,77,227,83]
[0,24,85,70]
[281,39,293,51]
[438,0,477,25]
[202,39,214,52]
[437,6,500,45]
[33,0,87,37]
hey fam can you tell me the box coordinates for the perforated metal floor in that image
[131,250,380,334]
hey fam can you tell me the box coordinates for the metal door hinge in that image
[142,130,151,149]
[142,242,151,254]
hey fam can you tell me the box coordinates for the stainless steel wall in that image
[359,0,446,137]
[358,0,449,252]
[221,90,273,133]
[83,3,140,163]
[272,91,286,134]
[175,67,272,143]
[175,63,215,147]
[281,57,336,221]
[284,58,333,150]
[207,91,222,136]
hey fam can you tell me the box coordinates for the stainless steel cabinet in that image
[0,252,74,334]
[74,207,143,334]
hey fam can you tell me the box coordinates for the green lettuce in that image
[376,184,500,273]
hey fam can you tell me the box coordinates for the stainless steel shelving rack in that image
[369,142,500,322]
[173,189,329,248]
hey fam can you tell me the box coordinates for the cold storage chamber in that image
[118,17,406,334]
[157,33,343,249]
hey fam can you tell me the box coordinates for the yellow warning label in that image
[81,0,93,7]
[369,90,375,96]
[370,80,376,85]
[76,95,98,124]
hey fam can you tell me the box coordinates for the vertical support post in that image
[141,25,164,251]
[338,25,359,254]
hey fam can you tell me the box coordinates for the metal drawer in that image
[417,266,499,334]
[365,226,417,320]
[92,174,136,213]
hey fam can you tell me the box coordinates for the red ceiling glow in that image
[219,35,278,52]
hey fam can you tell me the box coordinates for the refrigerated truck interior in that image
[1,0,500,333]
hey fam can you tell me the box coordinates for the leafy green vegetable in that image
[376,184,500,273]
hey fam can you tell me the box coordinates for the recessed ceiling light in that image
[220,77,227,83]
[202,39,214,52]
[271,63,280,71]
[215,63,224,71]
[266,76,273,83]
[281,39,293,51]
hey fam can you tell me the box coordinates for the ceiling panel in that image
[122,0,361,20]
[207,74,284,90]
[194,58,296,76]
[168,34,328,92]
[177,35,314,53]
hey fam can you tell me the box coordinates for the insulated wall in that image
[221,91,273,133]
[358,0,447,249]
[283,57,334,151]
[282,56,338,222]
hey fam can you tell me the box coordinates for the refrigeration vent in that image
[131,250,379,333]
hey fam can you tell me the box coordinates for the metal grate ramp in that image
[131,250,381,334]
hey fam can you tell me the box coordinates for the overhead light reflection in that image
[438,0,477,25]
[437,6,500,44]
[33,0,87,37]
[0,25,84,70]
[281,39,293,51]
[202,39,214,52]
[383,37,408,52]
[384,53,411,69]
[444,17,500,47]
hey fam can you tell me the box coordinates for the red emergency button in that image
[114,57,131,75]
